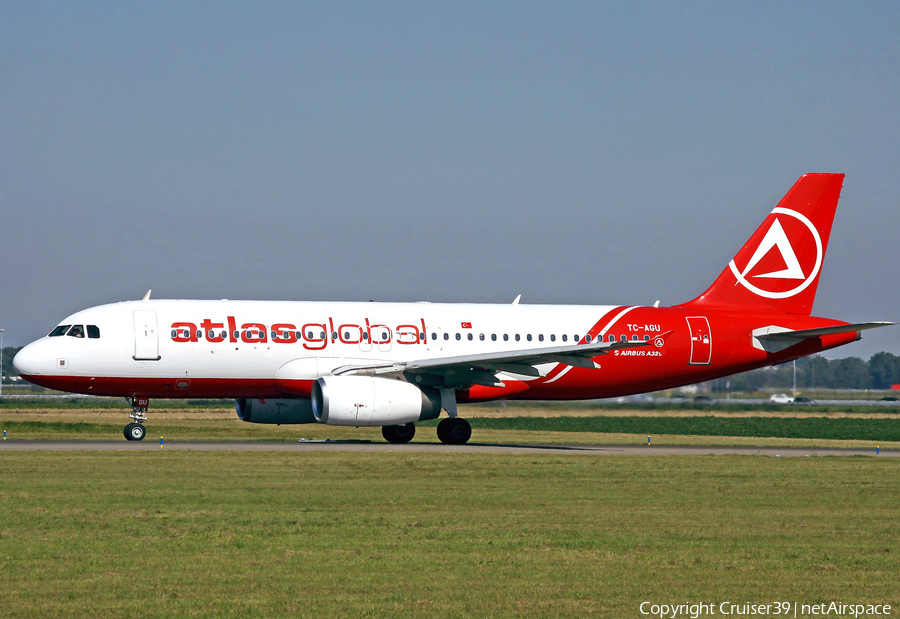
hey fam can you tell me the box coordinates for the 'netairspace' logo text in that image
[639,601,892,618]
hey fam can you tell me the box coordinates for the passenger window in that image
[467,333,473,341]
[609,335,615,343]
[550,334,555,342]
[431,332,437,340]
[87,325,100,339]
[621,335,627,343]
[503,334,508,341]
[644,335,650,341]
[515,334,520,341]
[586,335,592,343]
[456,333,461,340]
[49,325,71,337]
[562,334,568,342]
[479,333,485,341]
[67,325,85,338]
[196,330,202,339]
[526,334,532,342]
[632,335,639,342]
[444,333,450,341]
[538,334,544,342]
[491,334,497,341]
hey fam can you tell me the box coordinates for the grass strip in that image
[0,452,897,617]
[422,415,900,441]
[3,415,899,442]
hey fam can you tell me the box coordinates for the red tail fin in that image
[679,173,844,316]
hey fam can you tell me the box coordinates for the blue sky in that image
[2,1,899,357]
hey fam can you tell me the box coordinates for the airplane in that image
[13,173,893,444]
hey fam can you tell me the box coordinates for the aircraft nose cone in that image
[13,343,43,377]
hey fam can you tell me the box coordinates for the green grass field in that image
[440,415,900,442]
[1,452,898,617]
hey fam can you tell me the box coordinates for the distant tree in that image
[828,357,870,389]
[802,356,833,390]
[2,347,23,381]
[868,352,900,389]
[707,353,900,392]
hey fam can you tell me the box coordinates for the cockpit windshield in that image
[48,324,100,339]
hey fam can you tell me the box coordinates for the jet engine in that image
[235,397,317,424]
[311,375,441,426]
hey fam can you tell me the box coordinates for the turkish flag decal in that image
[461,322,472,329]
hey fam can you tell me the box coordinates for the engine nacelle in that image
[235,398,316,424]
[311,376,441,427]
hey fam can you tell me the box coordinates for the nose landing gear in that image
[124,396,149,441]
[124,422,146,441]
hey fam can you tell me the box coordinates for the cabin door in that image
[133,310,161,361]
[685,316,712,365]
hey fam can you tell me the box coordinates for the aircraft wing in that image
[333,332,671,387]
[753,321,895,353]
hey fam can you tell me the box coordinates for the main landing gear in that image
[380,389,473,445]
[434,388,471,445]
[382,423,416,444]
[380,418,473,445]
[124,396,149,441]
[437,417,472,445]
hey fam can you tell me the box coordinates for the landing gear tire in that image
[124,423,146,441]
[437,417,471,445]
[382,423,416,444]
[125,397,149,441]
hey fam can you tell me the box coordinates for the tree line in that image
[1,347,22,383]
[709,352,900,392]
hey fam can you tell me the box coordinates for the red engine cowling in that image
[235,398,316,424]
[311,376,441,426]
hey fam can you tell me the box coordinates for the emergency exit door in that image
[133,310,161,361]
[686,316,712,365]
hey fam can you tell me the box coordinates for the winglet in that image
[142,290,152,301]
[512,294,521,305]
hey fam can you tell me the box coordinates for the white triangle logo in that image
[740,218,805,280]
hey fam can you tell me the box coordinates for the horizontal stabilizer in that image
[753,322,895,353]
